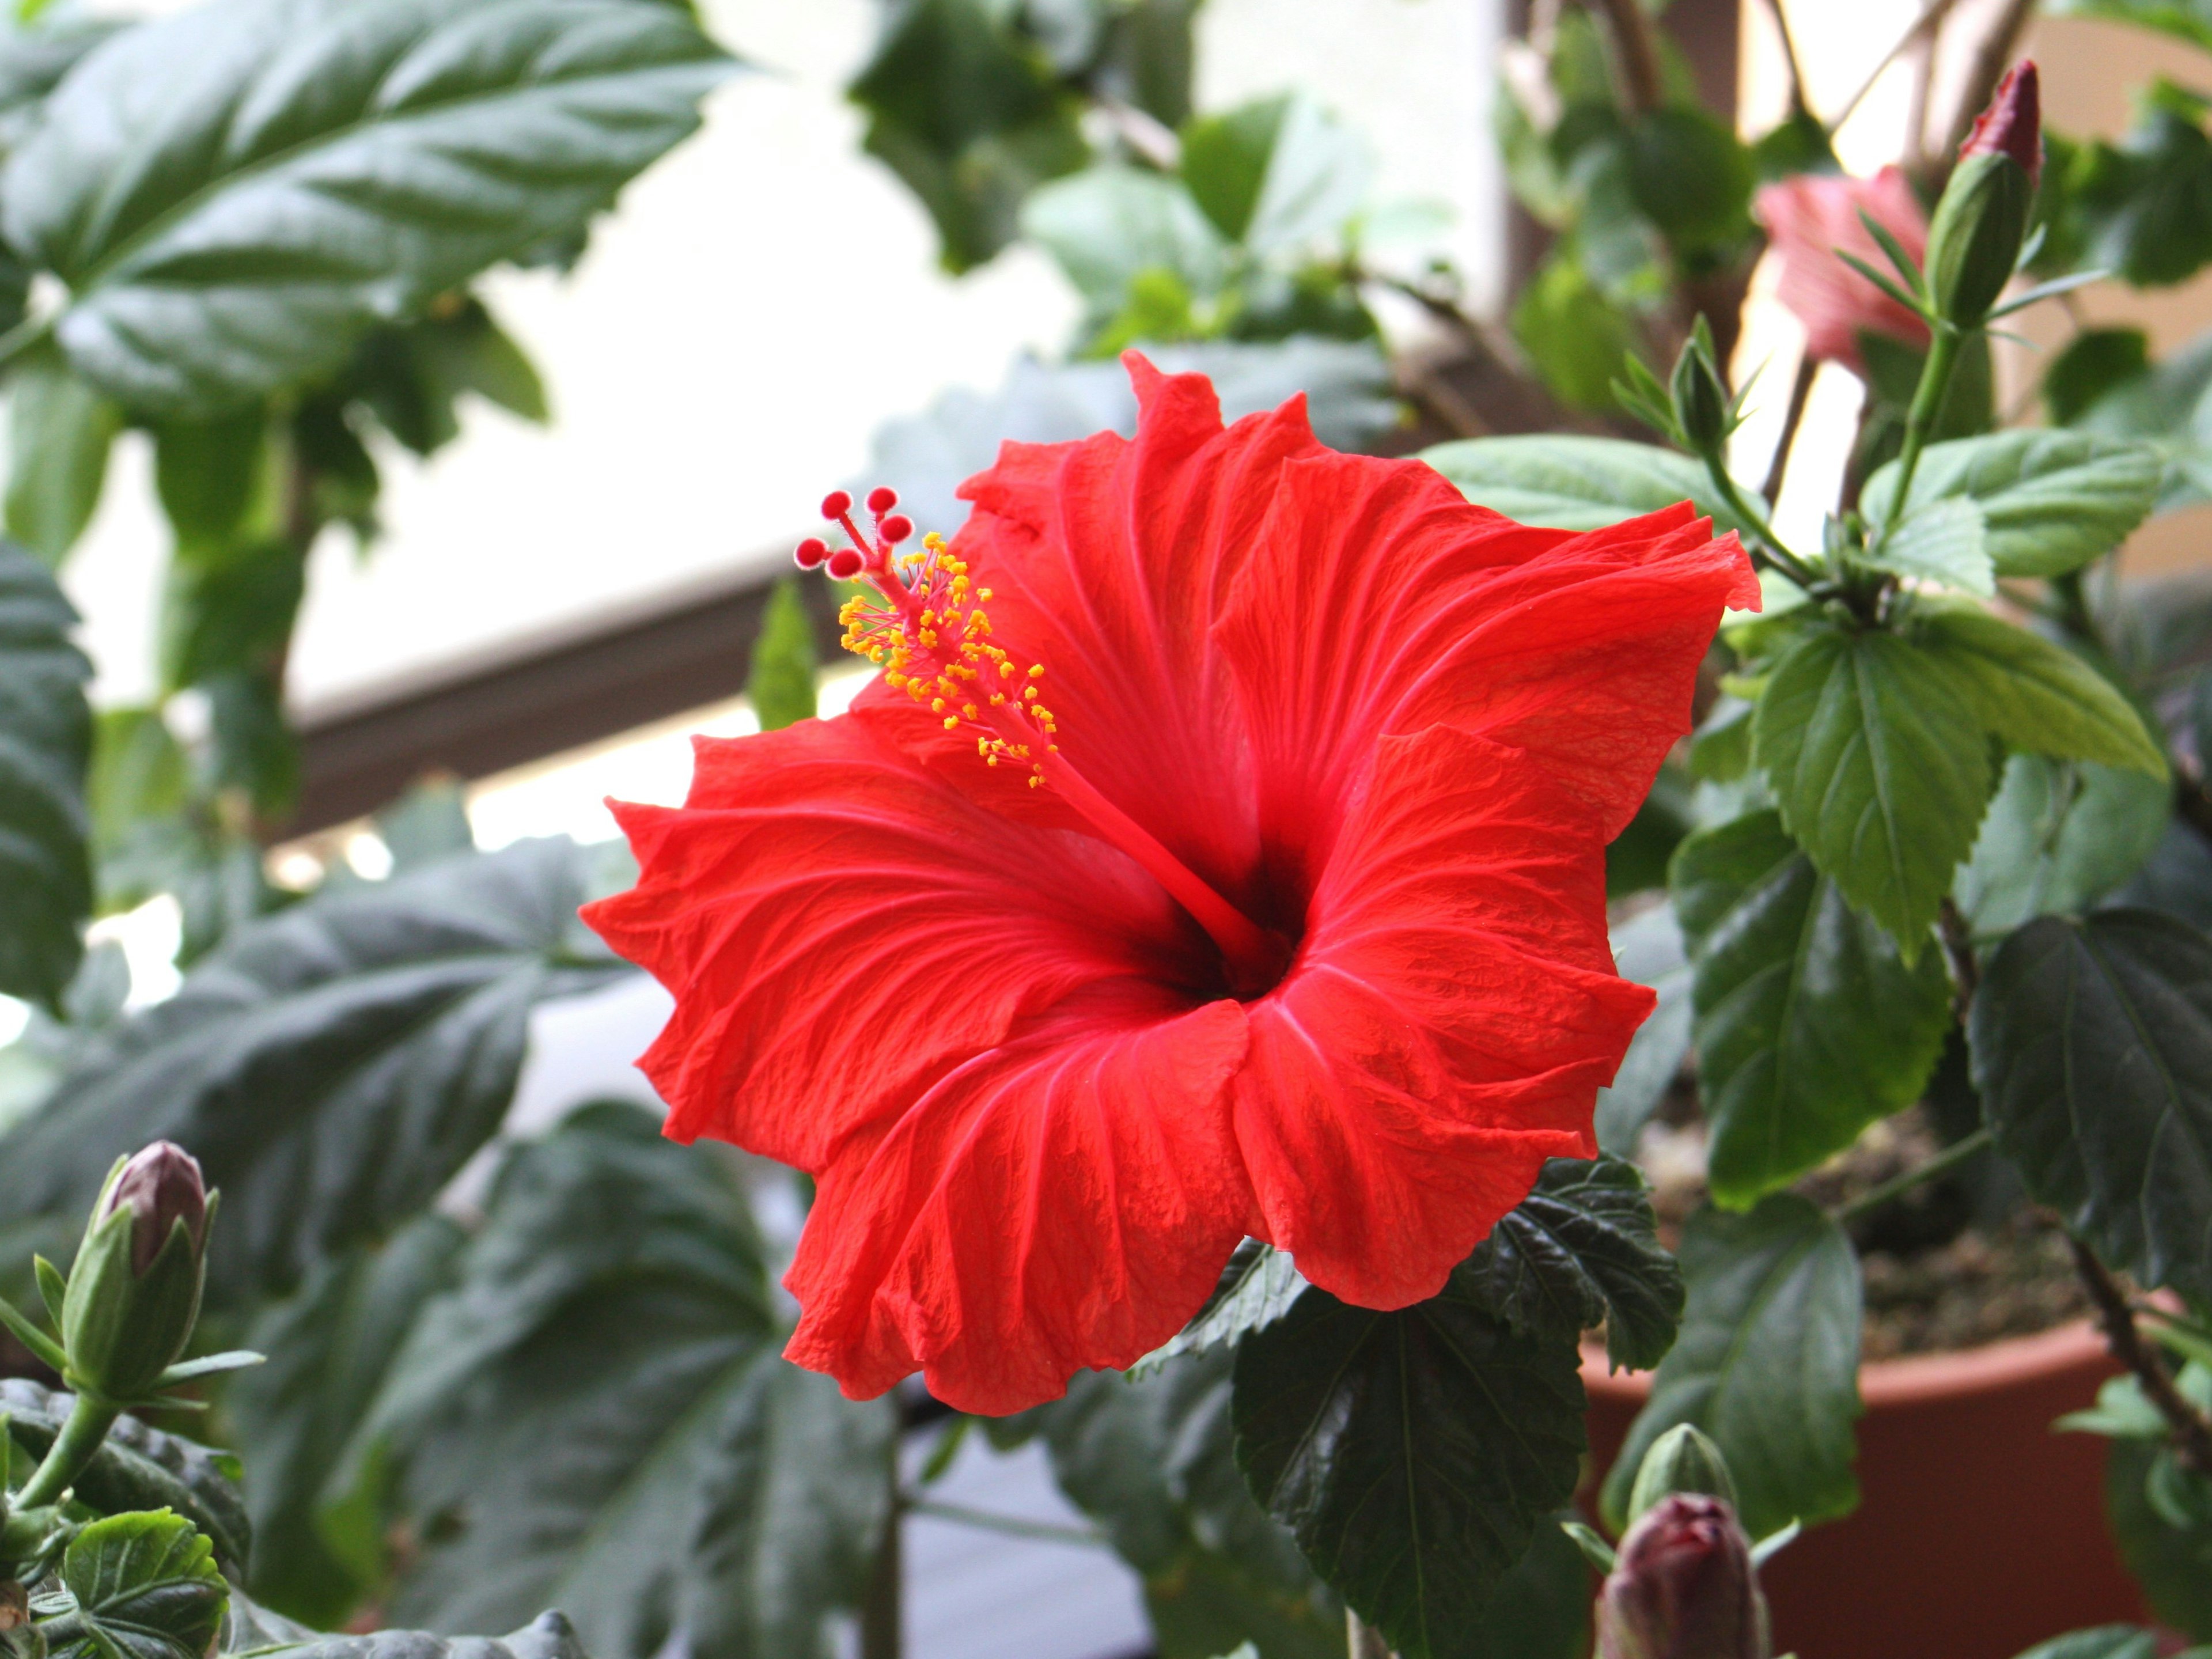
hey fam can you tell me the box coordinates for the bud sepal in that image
[1922,62,2041,329]
[59,1150,213,1406]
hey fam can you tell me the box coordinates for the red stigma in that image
[821,489,854,520]
[796,537,829,569]
[827,548,864,580]
[880,514,914,544]
[867,486,899,514]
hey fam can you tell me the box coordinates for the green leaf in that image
[1179,95,1288,243]
[0,539,89,1009]
[1861,431,2162,579]
[1137,1238,1306,1376]
[1021,164,1228,319]
[1914,605,2168,776]
[2075,326,2212,511]
[2045,327,2150,425]
[2009,1630,2161,1659]
[0,1380,251,1571]
[746,579,817,733]
[240,1611,593,1659]
[1970,910,2212,1306]
[230,1217,465,1626]
[371,1107,895,1659]
[372,780,476,877]
[1599,1195,1862,1540]
[0,839,627,1306]
[1623,107,1753,256]
[5,340,120,566]
[1752,620,1994,950]
[44,1510,226,1659]
[1194,92,1369,259]
[1454,1156,1682,1373]
[350,298,548,458]
[1420,433,1763,536]
[1956,754,2169,937]
[1509,251,1638,413]
[2047,0,2212,50]
[1594,903,1692,1155]
[1859,497,1993,595]
[3,0,733,414]
[1671,812,1952,1207]
[1232,1286,1586,1659]
[2108,1437,2212,1639]
[2036,81,2212,289]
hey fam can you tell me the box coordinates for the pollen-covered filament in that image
[798,490,1291,994]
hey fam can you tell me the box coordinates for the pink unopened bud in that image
[97,1142,207,1277]
[1597,1494,1770,1659]
[1960,60,2041,191]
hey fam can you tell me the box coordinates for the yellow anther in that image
[943,716,959,730]
[1028,664,1044,678]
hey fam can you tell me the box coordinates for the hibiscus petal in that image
[1234,725,1656,1309]
[783,987,1251,1414]
[581,705,1207,1170]
[1218,452,1757,849]
[937,354,1327,910]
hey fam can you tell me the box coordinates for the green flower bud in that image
[1669,319,1733,456]
[1627,1424,1739,1523]
[60,1144,211,1403]
[1922,62,2040,329]
[1597,1494,1771,1659]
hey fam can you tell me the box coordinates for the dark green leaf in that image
[1595,904,1692,1155]
[231,1218,465,1626]
[1624,107,1753,255]
[1914,605,2167,775]
[1671,811,1952,1206]
[1861,431,2162,579]
[239,1611,594,1659]
[373,781,475,877]
[1445,1518,1590,1659]
[746,579,816,733]
[44,1510,226,1659]
[350,298,548,458]
[5,0,733,413]
[2075,325,2212,511]
[2045,327,2150,425]
[0,839,626,1305]
[0,539,90,1007]
[1752,619,1993,949]
[374,1107,894,1659]
[161,540,305,692]
[153,408,270,555]
[1232,1287,1586,1659]
[1421,433,1763,535]
[2108,1437,2212,1639]
[2037,85,2212,289]
[1599,1195,1862,1540]
[1138,1240,1306,1376]
[1956,754,2169,937]
[1207,93,1369,259]
[1971,910,2212,1305]
[5,340,120,567]
[1180,95,1288,243]
[1455,1156,1680,1372]
[0,1379,251,1572]
[1509,251,1638,413]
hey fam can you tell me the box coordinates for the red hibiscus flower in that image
[584,357,1756,1414]
[1756,165,1931,372]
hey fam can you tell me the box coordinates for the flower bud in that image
[1923,62,2040,329]
[1597,1494,1771,1659]
[1669,320,1732,456]
[61,1143,213,1402]
[1627,1424,1739,1524]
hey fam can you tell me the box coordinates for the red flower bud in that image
[1597,1494,1771,1659]
[97,1142,206,1277]
[1961,61,2041,192]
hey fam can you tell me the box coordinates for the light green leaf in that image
[1862,431,2161,578]
[0,539,90,1008]
[1600,1195,1862,1541]
[1420,434,1761,536]
[5,340,120,567]
[43,1510,226,1659]
[2077,325,2212,511]
[3,0,734,414]
[1915,605,2168,777]
[2009,1628,2161,1659]
[1956,754,2169,937]
[239,1611,594,1659]
[1594,903,1692,1156]
[746,579,816,733]
[1752,620,1994,950]
[1672,812,1952,1207]
[1021,164,1228,315]
[1859,496,1993,595]
[2048,0,2212,56]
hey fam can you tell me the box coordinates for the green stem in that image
[1834,1127,1994,1225]
[1700,452,1824,593]
[14,1393,118,1510]
[1876,323,1964,545]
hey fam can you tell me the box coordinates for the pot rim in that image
[1581,1316,2113,1406]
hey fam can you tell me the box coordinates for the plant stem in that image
[1589,0,1662,116]
[1759,354,1819,506]
[2067,1234,2212,1479]
[1937,895,1979,1024]
[14,1393,118,1511]
[1347,1611,1396,1659]
[1701,452,1824,593]
[1830,0,1966,135]
[859,1482,903,1659]
[903,1498,1105,1550]
[1835,1128,1993,1225]
[1877,323,1964,544]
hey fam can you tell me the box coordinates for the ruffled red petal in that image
[581,704,1209,1170]
[1234,724,1654,1307]
[782,985,1251,1414]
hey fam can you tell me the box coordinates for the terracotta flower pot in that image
[1583,1320,2144,1659]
